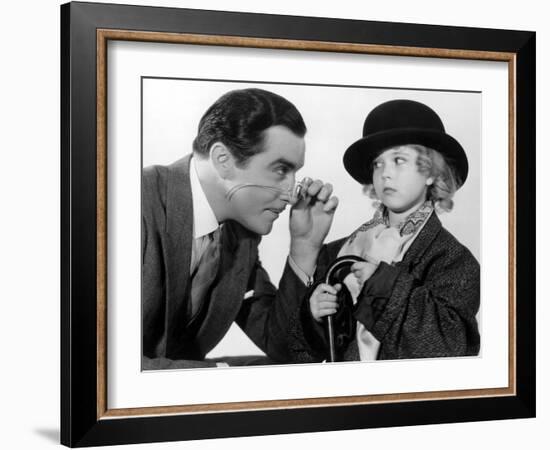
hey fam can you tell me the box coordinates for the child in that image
[290,99,480,362]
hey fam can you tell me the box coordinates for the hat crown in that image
[363,99,445,138]
[344,99,469,187]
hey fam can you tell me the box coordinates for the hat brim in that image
[343,128,469,187]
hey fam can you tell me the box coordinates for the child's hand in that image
[309,283,342,323]
[350,261,378,285]
[368,226,412,264]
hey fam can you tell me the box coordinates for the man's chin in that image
[238,218,274,235]
[255,221,274,235]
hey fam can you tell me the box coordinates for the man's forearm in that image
[289,239,321,279]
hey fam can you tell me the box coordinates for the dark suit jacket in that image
[290,213,480,362]
[142,155,307,369]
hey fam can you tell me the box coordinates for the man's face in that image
[372,145,429,214]
[228,125,305,235]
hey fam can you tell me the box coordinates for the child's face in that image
[372,145,429,213]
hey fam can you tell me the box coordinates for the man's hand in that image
[288,178,339,275]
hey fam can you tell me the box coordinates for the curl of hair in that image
[192,88,306,167]
[362,144,459,213]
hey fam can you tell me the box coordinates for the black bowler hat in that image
[343,99,469,187]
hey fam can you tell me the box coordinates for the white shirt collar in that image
[189,156,219,239]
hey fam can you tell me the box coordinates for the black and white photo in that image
[141,79,481,368]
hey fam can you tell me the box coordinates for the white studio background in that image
[0,1,547,450]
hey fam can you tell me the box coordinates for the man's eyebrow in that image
[270,158,299,170]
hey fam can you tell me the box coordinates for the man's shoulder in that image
[143,158,189,191]
[143,163,169,190]
[142,165,170,213]
[143,163,169,181]
[142,156,192,208]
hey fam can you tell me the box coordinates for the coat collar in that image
[163,155,194,356]
[165,154,241,252]
[165,155,193,238]
[400,212,442,266]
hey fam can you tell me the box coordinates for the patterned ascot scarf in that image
[337,200,434,360]
[342,200,434,262]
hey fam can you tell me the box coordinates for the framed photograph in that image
[61,1,535,447]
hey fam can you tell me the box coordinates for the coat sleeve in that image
[355,245,481,359]
[287,239,348,363]
[234,255,309,363]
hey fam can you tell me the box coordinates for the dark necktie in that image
[189,227,221,320]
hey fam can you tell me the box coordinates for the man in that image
[142,88,338,369]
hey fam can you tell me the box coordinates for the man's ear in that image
[210,142,235,179]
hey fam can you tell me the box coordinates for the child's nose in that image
[382,163,395,179]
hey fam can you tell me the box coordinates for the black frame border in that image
[61,1,535,447]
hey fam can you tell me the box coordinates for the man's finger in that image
[315,183,333,202]
[290,177,313,207]
[322,196,339,212]
[306,179,324,197]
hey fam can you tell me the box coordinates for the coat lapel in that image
[160,156,259,359]
[163,155,194,357]
[401,212,442,267]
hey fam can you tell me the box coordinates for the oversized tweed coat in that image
[289,213,480,362]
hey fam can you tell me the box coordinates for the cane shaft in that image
[327,315,336,362]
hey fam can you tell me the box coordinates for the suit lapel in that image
[161,156,258,358]
[163,155,194,356]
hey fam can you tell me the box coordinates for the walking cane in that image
[324,255,365,362]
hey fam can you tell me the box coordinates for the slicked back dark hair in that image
[192,88,307,166]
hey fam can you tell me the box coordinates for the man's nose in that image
[280,174,296,202]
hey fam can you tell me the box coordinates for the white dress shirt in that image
[189,157,220,274]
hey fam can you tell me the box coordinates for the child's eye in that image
[395,156,406,165]
[373,160,383,169]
